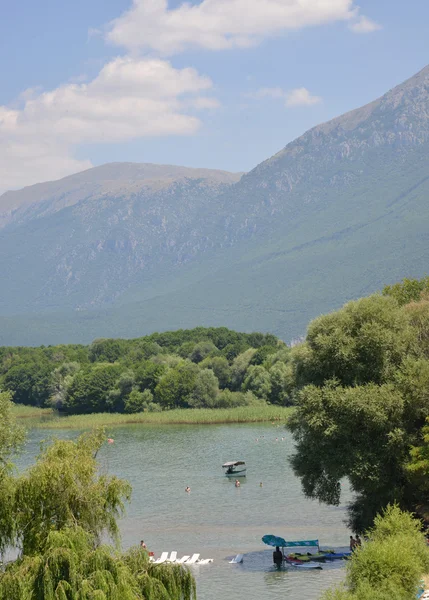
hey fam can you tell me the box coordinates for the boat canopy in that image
[222,461,245,467]
[262,536,319,549]
[283,540,319,548]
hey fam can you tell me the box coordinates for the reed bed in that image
[11,404,53,419]
[25,405,294,429]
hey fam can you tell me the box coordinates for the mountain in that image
[0,164,242,314]
[1,65,429,346]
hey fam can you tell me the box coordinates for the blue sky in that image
[1,0,428,192]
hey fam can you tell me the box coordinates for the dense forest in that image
[0,327,291,414]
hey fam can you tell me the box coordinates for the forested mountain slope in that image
[1,66,429,345]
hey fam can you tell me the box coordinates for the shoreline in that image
[11,404,294,429]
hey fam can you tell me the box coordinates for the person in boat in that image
[235,480,240,487]
[273,546,283,566]
[349,536,356,551]
[185,486,191,493]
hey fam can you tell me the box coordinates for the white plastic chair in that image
[185,554,200,564]
[176,555,190,564]
[166,551,177,563]
[153,552,169,564]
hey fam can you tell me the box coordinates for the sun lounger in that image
[197,558,213,564]
[229,554,243,564]
[185,554,200,564]
[153,552,168,564]
[166,551,177,563]
[176,555,190,564]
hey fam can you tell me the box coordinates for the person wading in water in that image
[273,546,283,566]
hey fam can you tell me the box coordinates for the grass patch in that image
[24,405,294,429]
[11,404,53,419]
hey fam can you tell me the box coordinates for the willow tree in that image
[13,428,132,555]
[0,391,25,554]
[0,414,197,599]
[0,527,196,600]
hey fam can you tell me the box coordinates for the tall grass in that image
[20,405,294,429]
[11,404,53,419]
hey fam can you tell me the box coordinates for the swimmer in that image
[235,480,240,488]
[185,486,191,493]
[259,482,263,487]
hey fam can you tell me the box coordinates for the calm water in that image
[17,423,351,600]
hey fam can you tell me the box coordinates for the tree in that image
[64,365,122,413]
[154,361,198,409]
[48,362,80,409]
[189,369,219,408]
[297,295,413,387]
[214,389,259,408]
[107,370,136,412]
[383,276,429,306]
[124,389,158,413]
[0,392,25,554]
[269,362,294,405]
[0,527,196,600]
[13,429,131,555]
[242,365,272,399]
[230,348,256,390]
[0,412,196,600]
[189,341,218,363]
[199,356,231,388]
[3,362,52,406]
[322,505,429,600]
[0,391,25,464]
[88,338,123,363]
[250,345,278,366]
[288,382,409,531]
[404,296,429,358]
[134,361,167,393]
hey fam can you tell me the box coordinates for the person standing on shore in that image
[350,536,356,551]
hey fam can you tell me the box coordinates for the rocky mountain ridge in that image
[0,65,429,345]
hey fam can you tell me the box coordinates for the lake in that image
[17,423,352,600]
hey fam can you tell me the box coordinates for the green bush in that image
[322,505,429,600]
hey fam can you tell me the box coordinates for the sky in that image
[1,0,428,193]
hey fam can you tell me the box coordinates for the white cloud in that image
[349,15,382,33]
[0,57,217,192]
[252,86,322,107]
[107,0,379,54]
[285,87,322,107]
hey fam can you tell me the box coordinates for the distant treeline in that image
[0,327,296,414]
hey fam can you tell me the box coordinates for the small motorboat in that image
[222,461,246,477]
